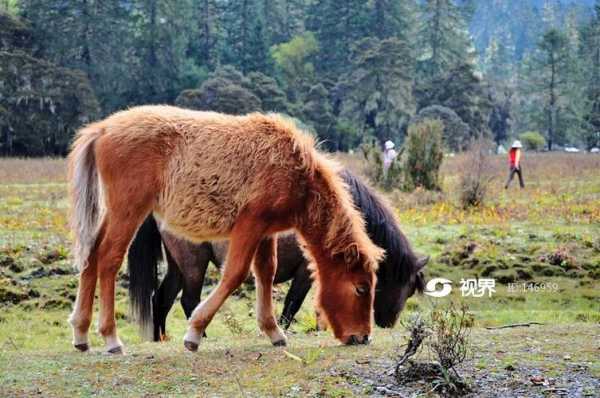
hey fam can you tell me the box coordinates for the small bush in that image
[360,138,403,191]
[404,119,444,191]
[395,303,473,396]
[221,306,245,336]
[429,303,474,372]
[458,137,496,208]
[519,131,546,151]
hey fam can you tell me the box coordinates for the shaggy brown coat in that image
[67,105,383,352]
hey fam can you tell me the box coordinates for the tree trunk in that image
[81,0,93,77]
[241,0,249,73]
[200,0,212,66]
[2,125,13,156]
[375,0,385,39]
[431,0,442,77]
[548,50,556,151]
[146,0,158,100]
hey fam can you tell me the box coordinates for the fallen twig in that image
[485,322,544,330]
[283,350,304,363]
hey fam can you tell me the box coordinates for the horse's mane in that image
[263,115,383,274]
[299,154,384,273]
[340,169,423,287]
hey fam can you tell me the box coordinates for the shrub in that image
[175,77,261,115]
[404,119,444,191]
[519,131,546,151]
[410,105,471,152]
[395,303,473,396]
[458,137,496,208]
[360,138,403,191]
[429,303,474,372]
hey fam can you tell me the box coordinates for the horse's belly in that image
[153,207,234,243]
[155,185,241,242]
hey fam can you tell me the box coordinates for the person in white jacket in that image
[382,140,398,177]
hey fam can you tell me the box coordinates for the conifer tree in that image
[418,0,475,79]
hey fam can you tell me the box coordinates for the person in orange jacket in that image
[505,140,525,189]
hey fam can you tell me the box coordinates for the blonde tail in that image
[68,124,104,270]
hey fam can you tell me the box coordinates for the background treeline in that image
[0,0,599,156]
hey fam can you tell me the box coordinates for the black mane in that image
[340,169,420,286]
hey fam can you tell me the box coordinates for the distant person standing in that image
[505,140,525,189]
[382,140,398,177]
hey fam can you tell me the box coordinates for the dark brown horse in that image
[128,169,427,341]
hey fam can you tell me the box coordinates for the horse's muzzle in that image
[345,335,371,345]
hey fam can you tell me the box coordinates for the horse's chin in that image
[374,311,399,329]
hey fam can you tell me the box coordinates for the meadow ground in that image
[0,153,599,397]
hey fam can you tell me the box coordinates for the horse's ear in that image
[344,243,360,267]
[416,255,429,271]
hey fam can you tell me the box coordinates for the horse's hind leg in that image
[179,242,211,320]
[153,250,183,341]
[254,236,287,346]
[68,247,100,351]
[183,214,267,351]
[279,264,312,330]
[96,211,149,353]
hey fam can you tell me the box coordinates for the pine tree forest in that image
[1,0,599,155]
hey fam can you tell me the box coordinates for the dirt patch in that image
[440,241,478,267]
[0,254,17,268]
[0,277,33,305]
[36,249,66,265]
[541,248,578,270]
[20,265,73,280]
[341,356,599,397]
[40,298,71,310]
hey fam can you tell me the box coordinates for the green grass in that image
[0,155,599,396]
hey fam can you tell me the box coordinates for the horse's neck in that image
[295,187,351,270]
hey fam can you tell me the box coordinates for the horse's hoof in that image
[272,339,287,347]
[184,340,199,352]
[106,346,124,355]
[74,343,89,352]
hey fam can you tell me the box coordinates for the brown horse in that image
[67,105,384,353]
[127,169,427,341]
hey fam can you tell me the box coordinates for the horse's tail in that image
[68,123,105,271]
[127,216,162,341]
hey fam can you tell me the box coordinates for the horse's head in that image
[314,243,382,345]
[374,255,428,328]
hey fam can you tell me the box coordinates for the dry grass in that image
[0,158,66,184]
[0,154,598,396]
[443,152,600,185]
[381,152,600,225]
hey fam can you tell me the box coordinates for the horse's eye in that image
[355,285,368,296]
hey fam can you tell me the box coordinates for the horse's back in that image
[91,106,315,241]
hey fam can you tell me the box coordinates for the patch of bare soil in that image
[339,356,599,397]
[338,325,600,398]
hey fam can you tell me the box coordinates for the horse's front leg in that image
[254,236,287,346]
[183,215,267,352]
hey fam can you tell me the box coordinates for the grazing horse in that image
[67,105,384,354]
[127,169,427,341]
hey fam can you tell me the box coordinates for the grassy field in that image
[0,153,599,397]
